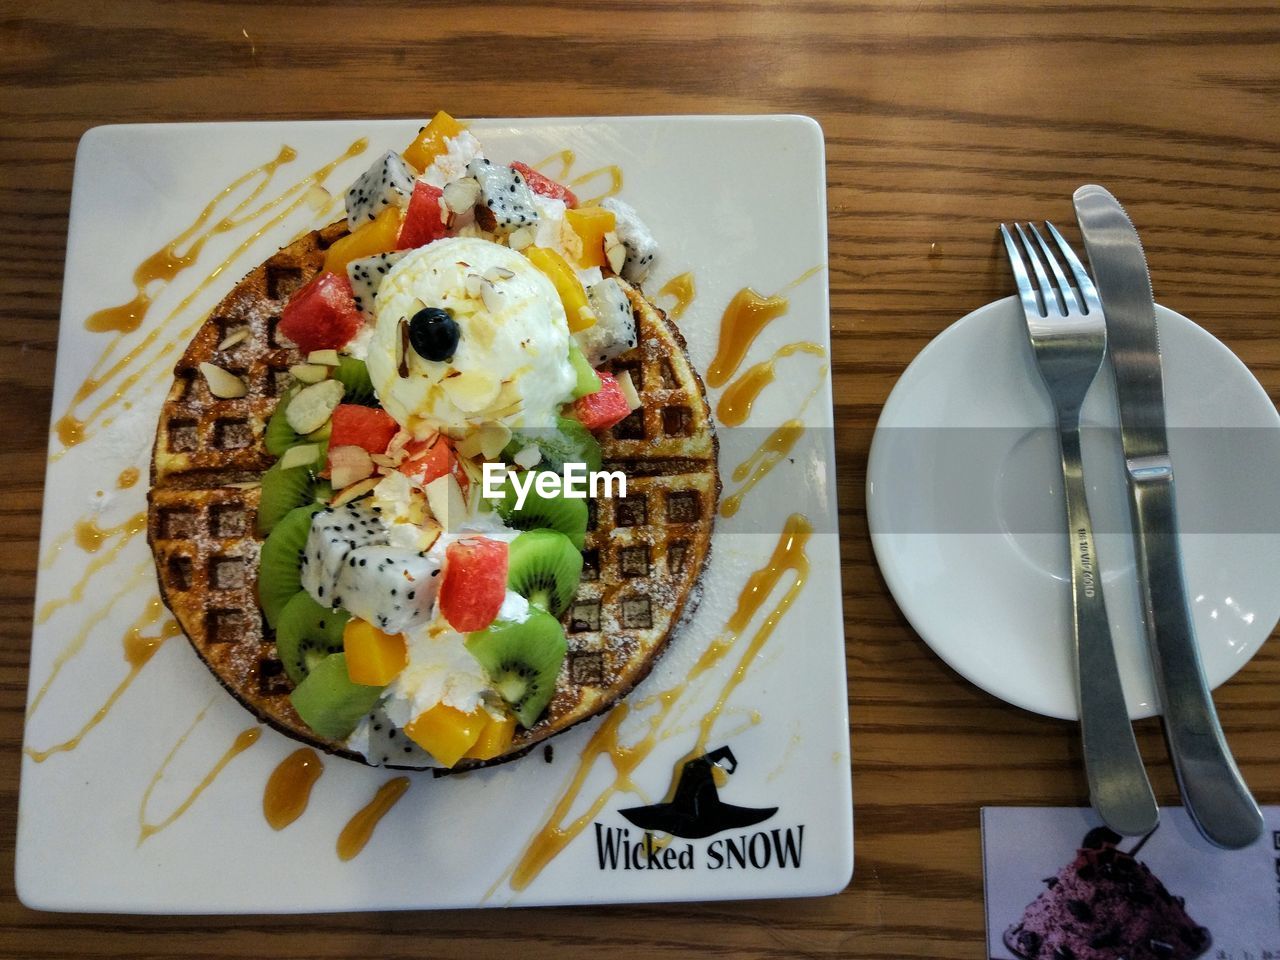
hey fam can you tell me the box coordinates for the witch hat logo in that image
[618,746,778,840]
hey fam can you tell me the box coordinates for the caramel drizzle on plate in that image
[656,271,696,320]
[716,341,825,427]
[84,145,298,336]
[138,718,261,845]
[336,778,411,861]
[263,748,324,831]
[25,587,180,762]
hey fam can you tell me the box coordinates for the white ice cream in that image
[366,237,576,436]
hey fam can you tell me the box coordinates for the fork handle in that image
[1128,462,1263,849]
[1058,422,1159,836]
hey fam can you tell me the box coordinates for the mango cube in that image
[524,246,595,332]
[403,111,465,173]
[463,710,517,761]
[323,206,402,275]
[565,207,616,269]
[404,703,486,768]
[343,619,407,686]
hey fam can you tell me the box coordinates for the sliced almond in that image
[226,480,262,490]
[604,232,626,275]
[441,369,500,413]
[199,362,248,399]
[512,443,542,469]
[441,176,481,215]
[305,184,331,212]
[307,349,340,366]
[477,422,512,460]
[330,476,380,507]
[370,450,408,469]
[328,444,375,488]
[278,443,322,471]
[464,273,485,299]
[217,328,250,351]
[479,278,503,314]
[425,472,468,531]
[507,225,537,251]
[616,368,642,411]
[285,378,345,434]
[482,265,515,283]
[289,362,329,384]
[454,432,486,459]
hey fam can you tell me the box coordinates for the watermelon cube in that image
[573,371,632,431]
[278,272,363,353]
[439,537,509,632]
[329,404,398,455]
[510,161,577,208]
[397,181,448,250]
[398,436,455,487]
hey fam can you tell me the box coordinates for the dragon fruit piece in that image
[466,158,539,235]
[299,503,387,607]
[346,250,408,319]
[345,151,416,230]
[599,197,658,283]
[332,545,443,634]
[577,278,638,365]
[347,708,434,768]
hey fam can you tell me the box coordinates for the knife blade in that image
[1073,184,1262,849]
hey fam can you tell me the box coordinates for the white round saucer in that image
[867,296,1280,720]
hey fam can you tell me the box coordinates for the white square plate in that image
[19,116,851,912]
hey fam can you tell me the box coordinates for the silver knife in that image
[1073,184,1263,849]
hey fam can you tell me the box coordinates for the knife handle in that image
[1129,460,1264,849]
[1060,425,1159,836]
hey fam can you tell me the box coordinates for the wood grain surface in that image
[2,1,1278,957]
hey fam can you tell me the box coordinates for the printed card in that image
[982,806,1280,960]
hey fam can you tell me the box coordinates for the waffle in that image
[148,221,719,767]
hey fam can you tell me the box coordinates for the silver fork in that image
[1001,221,1159,836]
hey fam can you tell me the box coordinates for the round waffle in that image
[147,221,719,767]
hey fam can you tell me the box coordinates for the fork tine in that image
[1014,223,1061,316]
[1000,224,1043,319]
[1028,223,1080,314]
[1046,221,1102,314]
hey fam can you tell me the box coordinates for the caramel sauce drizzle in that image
[716,341,825,427]
[25,589,179,762]
[117,467,140,489]
[720,370,828,518]
[36,512,146,621]
[53,138,368,456]
[568,165,623,206]
[502,515,813,893]
[138,722,261,844]
[85,145,297,336]
[336,777,411,861]
[657,271,696,320]
[263,748,324,831]
[706,266,825,388]
[533,149,575,182]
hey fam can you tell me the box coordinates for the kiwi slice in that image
[257,502,323,629]
[492,473,588,549]
[333,356,376,404]
[265,388,303,456]
[507,529,583,616]
[275,590,350,684]
[568,343,602,399]
[503,416,603,474]
[466,609,567,728]
[257,460,332,535]
[289,652,383,739]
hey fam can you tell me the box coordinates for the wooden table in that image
[2,1,1277,956]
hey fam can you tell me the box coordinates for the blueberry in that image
[408,307,460,362]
